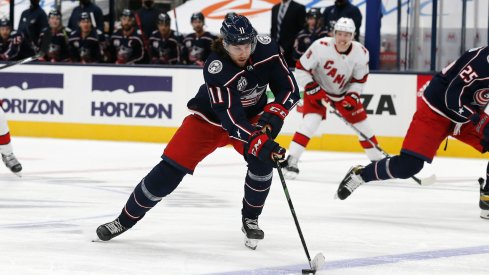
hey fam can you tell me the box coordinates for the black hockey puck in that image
[302,269,315,274]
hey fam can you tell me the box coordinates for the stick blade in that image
[311,252,325,271]
[419,174,437,186]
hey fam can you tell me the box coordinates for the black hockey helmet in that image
[0,18,10,27]
[157,13,171,25]
[48,9,61,18]
[121,9,134,18]
[190,12,204,23]
[306,8,321,19]
[220,15,257,52]
[80,12,90,22]
[224,12,238,21]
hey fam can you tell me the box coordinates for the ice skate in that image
[241,217,264,250]
[2,153,22,176]
[336,165,365,200]
[96,218,129,241]
[479,178,489,219]
[283,156,299,179]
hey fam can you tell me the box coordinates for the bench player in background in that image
[336,46,489,219]
[96,15,300,250]
[284,17,383,179]
[292,8,328,62]
[0,102,22,175]
[182,12,216,66]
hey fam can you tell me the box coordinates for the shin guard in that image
[118,160,185,228]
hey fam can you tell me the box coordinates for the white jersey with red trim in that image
[295,37,369,101]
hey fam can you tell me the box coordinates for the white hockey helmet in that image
[334,17,355,35]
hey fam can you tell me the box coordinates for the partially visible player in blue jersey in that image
[292,8,328,62]
[96,15,300,250]
[336,46,489,219]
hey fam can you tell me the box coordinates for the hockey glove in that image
[246,131,286,167]
[470,112,489,151]
[304,82,326,108]
[257,103,288,139]
[339,92,361,111]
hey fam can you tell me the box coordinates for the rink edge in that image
[8,121,486,159]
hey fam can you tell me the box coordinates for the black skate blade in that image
[302,269,316,274]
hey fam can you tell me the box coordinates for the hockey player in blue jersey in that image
[337,46,489,219]
[96,15,300,249]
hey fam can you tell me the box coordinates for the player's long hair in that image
[211,37,228,58]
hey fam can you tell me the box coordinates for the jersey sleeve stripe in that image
[351,74,368,83]
[280,75,298,107]
[226,87,232,108]
[224,71,246,87]
[295,59,311,73]
[226,108,252,136]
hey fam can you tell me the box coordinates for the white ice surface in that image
[1,137,488,275]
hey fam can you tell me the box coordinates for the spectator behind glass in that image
[38,9,70,63]
[292,8,328,62]
[149,13,183,65]
[182,12,216,66]
[18,0,48,51]
[109,9,144,64]
[135,0,164,46]
[323,0,362,41]
[68,0,104,32]
[270,0,306,67]
[0,18,35,61]
[68,12,105,63]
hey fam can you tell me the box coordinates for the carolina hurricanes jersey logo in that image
[473,88,489,106]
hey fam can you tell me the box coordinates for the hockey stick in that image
[173,8,180,34]
[323,99,436,186]
[275,159,325,274]
[0,27,52,70]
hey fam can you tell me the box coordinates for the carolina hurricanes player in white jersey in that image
[284,17,383,179]
[0,103,22,176]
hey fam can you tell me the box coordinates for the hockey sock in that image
[359,135,384,161]
[361,153,424,182]
[0,107,13,155]
[0,133,12,155]
[288,113,322,160]
[353,120,383,161]
[118,160,185,228]
[242,158,273,219]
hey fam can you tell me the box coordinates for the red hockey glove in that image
[246,131,286,167]
[304,82,326,108]
[339,92,361,111]
[257,103,288,139]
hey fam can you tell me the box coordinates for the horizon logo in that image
[0,72,63,90]
[1,98,63,115]
[91,101,172,119]
[92,75,172,93]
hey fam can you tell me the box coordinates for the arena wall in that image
[0,64,483,159]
